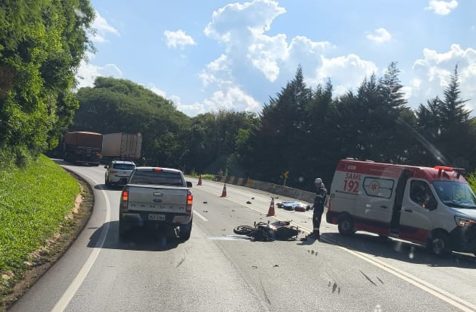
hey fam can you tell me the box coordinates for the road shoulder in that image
[2,169,94,311]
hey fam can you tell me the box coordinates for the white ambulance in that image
[327,159,476,256]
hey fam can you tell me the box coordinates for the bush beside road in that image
[0,156,87,308]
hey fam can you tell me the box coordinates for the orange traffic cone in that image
[267,197,275,217]
[220,183,227,197]
[197,174,202,186]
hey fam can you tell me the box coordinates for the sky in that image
[77,0,476,117]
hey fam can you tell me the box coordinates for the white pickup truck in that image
[118,167,193,241]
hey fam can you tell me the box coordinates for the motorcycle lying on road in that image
[233,220,300,241]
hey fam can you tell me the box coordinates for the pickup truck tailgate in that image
[127,185,188,213]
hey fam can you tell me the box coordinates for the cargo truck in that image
[101,132,142,163]
[63,131,103,165]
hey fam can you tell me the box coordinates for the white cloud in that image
[204,0,286,44]
[366,28,392,44]
[143,84,206,117]
[176,102,208,117]
[147,85,167,98]
[203,0,332,83]
[164,30,196,49]
[144,83,179,103]
[425,0,458,15]
[408,44,476,109]
[142,82,260,117]
[200,0,377,113]
[247,32,288,81]
[311,54,378,95]
[76,53,123,88]
[202,85,261,112]
[90,10,119,43]
[199,54,233,87]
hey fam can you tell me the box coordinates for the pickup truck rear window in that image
[129,170,184,186]
[113,163,135,170]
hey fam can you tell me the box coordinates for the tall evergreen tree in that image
[415,65,473,168]
[243,67,312,184]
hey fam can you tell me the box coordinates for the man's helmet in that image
[314,178,322,184]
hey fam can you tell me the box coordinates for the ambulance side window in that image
[410,181,437,211]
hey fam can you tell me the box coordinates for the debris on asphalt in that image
[203,210,208,213]
[273,264,279,268]
[252,265,258,269]
[251,197,255,200]
[203,201,208,204]
[246,201,252,204]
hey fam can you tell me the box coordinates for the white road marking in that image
[296,224,476,312]
[193,210,208,222]
[51,178,111,312]
[197,183,476,312]
[208,235,249,241]
[339,247,476,312]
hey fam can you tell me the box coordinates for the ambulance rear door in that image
[329,169,359,217]
[355,176,396,234]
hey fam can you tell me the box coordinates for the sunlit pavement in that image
[10,165,476,312]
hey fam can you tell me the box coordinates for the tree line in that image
[71,63,474,192]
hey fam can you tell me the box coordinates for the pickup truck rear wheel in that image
[179,220,192,241]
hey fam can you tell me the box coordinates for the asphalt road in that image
[10,164,476,312]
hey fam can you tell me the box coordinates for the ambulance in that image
[326,159,476,256]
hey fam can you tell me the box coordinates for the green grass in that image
[188,172,216,181]
[0,155,80,276]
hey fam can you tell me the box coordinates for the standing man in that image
[303,178,327,241]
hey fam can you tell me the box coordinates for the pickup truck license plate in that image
[148,214,165,221]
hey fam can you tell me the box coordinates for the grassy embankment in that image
[0,155,80,299]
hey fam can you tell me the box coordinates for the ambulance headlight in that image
[454,216,476,227]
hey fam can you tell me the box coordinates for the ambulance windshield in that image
[432,181,476,209]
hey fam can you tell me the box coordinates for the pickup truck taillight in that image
[121,189,129,211]
[186,191,193,214]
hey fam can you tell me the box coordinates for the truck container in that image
[101,132,142,162]
[63,131,103,165]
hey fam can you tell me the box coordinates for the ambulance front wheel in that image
[338,215,355,236]
[429,231,450,256]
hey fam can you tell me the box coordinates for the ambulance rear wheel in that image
[429,231,450,256]
[338,215,355,236]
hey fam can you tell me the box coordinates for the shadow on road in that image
[53,158,100,167]
[320,232,476,269]
[94,184,123,191]
[88,221,180,251]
